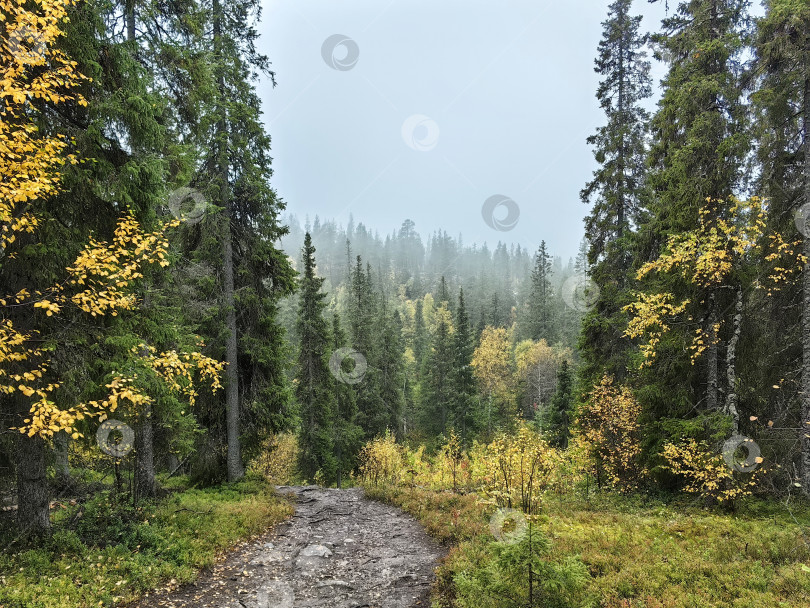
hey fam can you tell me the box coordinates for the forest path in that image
[134,485,443,608]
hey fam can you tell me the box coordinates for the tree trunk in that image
[168,452,180,473]
[9,388,50,535]
[214,0,243,482]
[801,73,810,496]
[706,289,719,412]
[16,433,50,535]
[125,0,135,42]
[725,287,742,435]
[336,435,342,489]
[134,404,156,501]
[53,430,71,489]
[222,124,243,484]
[617,34,626,244]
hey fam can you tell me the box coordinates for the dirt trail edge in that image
[133,486,444,608]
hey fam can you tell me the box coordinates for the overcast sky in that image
[255,0,672,261]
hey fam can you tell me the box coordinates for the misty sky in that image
[255,0,673,261]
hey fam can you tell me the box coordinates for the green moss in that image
[369,485,810,608]
[0,473,293,608]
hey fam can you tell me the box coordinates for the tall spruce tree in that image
[489,292,507,328]
[421,311,455,436]
[580,0,651,386]
[196,0,296,481]
[376,303,406,436]
[542,359,574,448]
[349,256,386,437]
[752,0,810,494]
[581,0,650,271]
[437,276,452,310]
[331,313,363,488]
[528,241,553,342]
[295,234,336,481]
[637,0,748,431]
[413,299,428,368]
[452,288,478,440]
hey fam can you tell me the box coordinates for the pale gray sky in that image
[256,0,672,261]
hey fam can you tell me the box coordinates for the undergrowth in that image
[0,473,293,608]
[368,484,810,607]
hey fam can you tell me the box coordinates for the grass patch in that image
[367,485,810,607]
[0,472,293,608]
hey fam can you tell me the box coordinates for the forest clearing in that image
[2,0,810,606]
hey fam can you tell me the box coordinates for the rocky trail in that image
[134,486,444,608]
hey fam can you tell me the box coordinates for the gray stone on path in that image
[133,486,443,608]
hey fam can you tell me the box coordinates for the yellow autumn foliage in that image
[251,433,300,485]
[134,344,224,407]
[0,0,223,440]
[476,423,562,515]
[624,197,804,366]
[576,375,644,491]
[663,439,764,505]
[1,0,88,249]
[471,326,517,426]
[358,430,404,486]
[358,423,580,516]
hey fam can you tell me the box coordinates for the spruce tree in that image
[452,288,478,440]
[489,292,506,328]
[413,299,428,367]
[528,241,553,342]
[581,0,650,273]
[437,276,452,310]
[637,0,748,428]
[421,312,455,436]
[579,0,652,388]
[331,313,363,488]
[376,304,406,436]
[195,0,296,480]
[542,360,574,448]
[753,0,810,494]
[349,256,386,437]
[644,0,748,240]
[296,234,336,482]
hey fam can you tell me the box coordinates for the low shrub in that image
[358,430,403,486]
[249,432,300,485]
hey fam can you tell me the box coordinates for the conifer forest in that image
[2,0,810,606]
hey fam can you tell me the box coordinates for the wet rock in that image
[300,544,333,558]
[247,580,294,608]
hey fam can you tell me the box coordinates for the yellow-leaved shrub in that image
[358,430,403,486]
[477,423,560,514]
[251,433,300,485]
[663,439,764,505]
[575,374,645,491]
